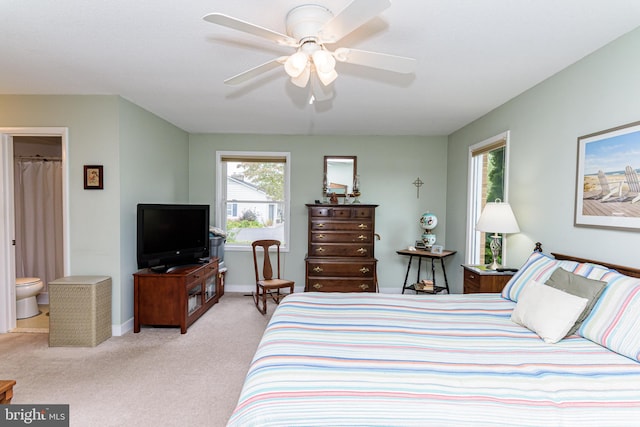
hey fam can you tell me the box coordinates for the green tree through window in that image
[239,162,284,201]
[467,133,509,266]
[486,147,505,203]
[484,147,506,264]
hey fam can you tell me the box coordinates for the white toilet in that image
[16,277,44,319]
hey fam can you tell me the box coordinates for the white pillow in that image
[511,280,588,344]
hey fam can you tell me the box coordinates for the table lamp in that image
[475,199,520,270]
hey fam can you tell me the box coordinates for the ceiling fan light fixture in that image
[317,68,338,86]
[311,49,336,74]
[205,2,416,90]
[290,64,311,87]
[284,51,309,78]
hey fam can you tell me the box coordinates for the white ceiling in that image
[3,1,640,136]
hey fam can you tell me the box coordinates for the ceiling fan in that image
[203,0,416,91]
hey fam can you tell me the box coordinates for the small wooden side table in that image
[462,265,516,293]
[0,379,16,404]
[397,249,456,294]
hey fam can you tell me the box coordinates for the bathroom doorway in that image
[13,136,63,331]
[0,128,70,333]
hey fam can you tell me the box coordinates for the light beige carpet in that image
[0,293,272,427]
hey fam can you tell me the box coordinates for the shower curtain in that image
[14,159,64,295]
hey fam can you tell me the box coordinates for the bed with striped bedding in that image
[227,292,640,426]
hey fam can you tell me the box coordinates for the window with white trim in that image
[466,132,510,265]
[216,151,290,251]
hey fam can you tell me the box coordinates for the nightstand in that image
[398,249,457,294]
[462,265,515,294]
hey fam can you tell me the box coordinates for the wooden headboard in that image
[551,252,640,279]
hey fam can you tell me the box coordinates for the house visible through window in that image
[466,132,509,265]
[216,152,290,250]
[226,203,237,217]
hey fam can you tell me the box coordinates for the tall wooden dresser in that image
[305,204,378,292]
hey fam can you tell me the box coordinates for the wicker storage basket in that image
[49,276,111,347]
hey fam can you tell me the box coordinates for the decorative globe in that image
[419,212,438,247]
[419,212,438,231]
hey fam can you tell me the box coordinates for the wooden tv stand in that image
[133,258,220,334]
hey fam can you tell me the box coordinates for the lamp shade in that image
[284,51,309,78]
[290,64,311,87]
[476,201,520,233]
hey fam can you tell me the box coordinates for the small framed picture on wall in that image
[84,165,104,190]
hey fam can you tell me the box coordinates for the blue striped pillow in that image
[501,252,572,301]
[578,270,640,362]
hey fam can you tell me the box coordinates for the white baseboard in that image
[112,317,133,337]
[225,284,256,294]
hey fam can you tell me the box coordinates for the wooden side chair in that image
[252,239,294,314]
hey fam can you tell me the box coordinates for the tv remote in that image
[496,267,518,272]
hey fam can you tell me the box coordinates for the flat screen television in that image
[136,203,210,271]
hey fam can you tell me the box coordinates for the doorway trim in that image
[0,127,70,333]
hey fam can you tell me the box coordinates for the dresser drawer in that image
[331,207,374,218]
[183,265,206,287]
[309,243,373,257]
[307,278,376,293]
[311,220,372,231]
[463,266,513,293]
[309,207,331,217]
[307,260,376,278]
[463,269,481,293]
[309,206,374,219]
[311,231,372,243]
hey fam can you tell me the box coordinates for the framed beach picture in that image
[84,165,104,190]
[575,121,640,230]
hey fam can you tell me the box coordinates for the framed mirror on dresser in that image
[323,156,356,198]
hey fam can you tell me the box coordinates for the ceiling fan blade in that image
[334,47,416,74]
[223,57,288,85]
[318,0,391,43]
[203,13,298,47]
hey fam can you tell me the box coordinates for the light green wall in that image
[189,134,449,293]
[0,94,122,295]
[446,26,640,291]
[118,98,189,325]
[0,95,188,329]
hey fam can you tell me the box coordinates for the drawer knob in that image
[313,283,323,290]
[313,266,323,273]
[357,248,367,254]
[317,223,325,228]
[357,235,367,241]
[358,224,368,229]
[316,247,325,253]
[317,234,326,239]
[359,284,369,290]
[470,274,475,279]
[359,267,370,274]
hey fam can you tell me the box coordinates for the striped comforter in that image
[227,293,640,426]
